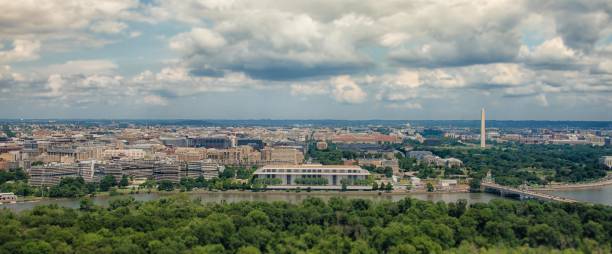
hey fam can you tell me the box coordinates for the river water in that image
[2,191,500,213]
[542,185,612,206]
[2,185,611,213]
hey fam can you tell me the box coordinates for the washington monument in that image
[480,108,486,148]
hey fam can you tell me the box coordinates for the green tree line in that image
[1,196,610,253]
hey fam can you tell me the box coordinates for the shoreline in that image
[10,188,472,204]
[527,177,612,191]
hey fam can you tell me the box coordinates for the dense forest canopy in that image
[1,196,610,253]
[428,144,611,186]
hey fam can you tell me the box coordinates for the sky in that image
[0,0,611,120]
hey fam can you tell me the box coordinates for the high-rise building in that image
[480,108,486,148]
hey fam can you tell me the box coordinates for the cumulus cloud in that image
[0,39,40,63]
[519,37,584,70]
[1,0,612,119]
[167,10,373,80]
[331,75,366,104]
[90,20,128,34]
[0,0,138,36]
[45,60,118,75]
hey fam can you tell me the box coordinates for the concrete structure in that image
[153,163,181,183]
[410,177,422,188]
[0,193,17,203]
[253,164,371,190]
[601,156,612,169]
[438,179,458,191]
[160,137,188,147]
[28,163,81,186]
[237,138,264,150]
[481,181,578,203]
[331,134,401,144]
[315,141,328,150]
[183,160,220,179]
[407,151,433,160]
[481,108,486,148]
[189,136,231,149]
[103,149,146,159]
[261,147,304,165]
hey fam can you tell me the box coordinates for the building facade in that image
[252,164,371,190]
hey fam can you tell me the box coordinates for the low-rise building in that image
[103,149,146,160]
[408,151,433,160]
[183,160,221,180]
[0,192,17,203]
[601,156,612,169]
[28,163,81,186]
[315,141,328,150]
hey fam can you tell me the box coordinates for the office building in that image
[182,160,220,179]
[189,136,231,149]
[261,147,304,165]
[29,163,80,186]
[237,138,264,150]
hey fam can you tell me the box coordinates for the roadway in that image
[481,181,579,203]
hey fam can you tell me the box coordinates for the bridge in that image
[481,181,579,203]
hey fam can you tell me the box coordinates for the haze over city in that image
[1,0,611,120]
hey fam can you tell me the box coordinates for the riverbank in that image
[10,187,471,204]
[527,174,612,191]
[2,190,501,213]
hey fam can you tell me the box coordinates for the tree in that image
[426,183,434,192]
[1,194,611,253]
[157,180,175,191]
[372,182,378,191]
[99,175,116,192]
[119,175,129,188]
[385,182,393,192]
[79,198,94,211]
[469,178,481,192]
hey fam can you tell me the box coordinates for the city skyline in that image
[1,1,611,120]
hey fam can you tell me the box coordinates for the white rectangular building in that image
[253,164,371,190]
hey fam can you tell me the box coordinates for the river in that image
[542,184,612,206]
[3,185,611,213]
[2,191,500,213]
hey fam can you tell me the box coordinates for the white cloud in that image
[0,39,41,63]
[379,33,410,47]
[170,27,226,53]
[331,75,366,104]
[519,37,583,69]
[45,60,118,75]
[90,20,128,34]
[143,95,168,106]
[129,31,142,38]
[290,83,328,96]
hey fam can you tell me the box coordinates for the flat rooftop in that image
[261,164,362,169]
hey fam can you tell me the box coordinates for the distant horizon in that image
[1,118,611,122]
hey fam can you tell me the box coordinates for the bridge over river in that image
[481,181,579,203]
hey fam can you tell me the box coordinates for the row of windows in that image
[262,168,361,173]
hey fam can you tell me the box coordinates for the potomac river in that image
[3,184,612,212]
